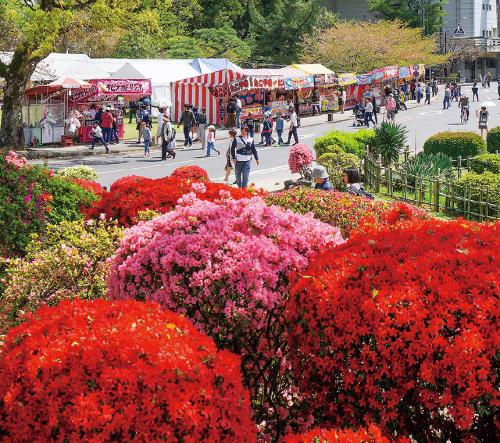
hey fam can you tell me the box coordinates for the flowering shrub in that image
[108,196,344,439]
[0,299,256,442]
[171,165,210,182]
[0,153,96,255]
[72,178,106,197]
[286,219,499,441]
[0,219,123,333]
[86,176,264,226]
[266,189,428,238]
[288,144,314,176]
[284,425,397,443]
[58,165,98,180]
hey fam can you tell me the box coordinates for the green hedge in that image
[317,151,360,190]
[423,131,486,159]
[470,154,500,174]
[314,129,374,157]
[453,172,500,219]
[486,126,500,153]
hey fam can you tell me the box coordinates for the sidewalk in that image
[24,102,421,160]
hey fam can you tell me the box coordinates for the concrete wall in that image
[323,0,374,20]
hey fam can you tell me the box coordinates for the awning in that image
[175,68,246,87]
[290,64,333,75]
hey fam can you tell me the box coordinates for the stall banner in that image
[398,66,411,79]
[241,105,263,119]
[284,76,315,90]
[69,79,152,104]
[314,73,337,86]
[370,66,399,81]
[268,101,290,115]
[356,74,372,85]
[337,73,357,86]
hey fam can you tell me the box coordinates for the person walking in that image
[206,125,220,156]
[235,94,243,128]
[486,72,492,88]
[100,107,114,143]
[231,126,259,188]
[478,106,489,137]
[224,129,237,182]
[443,84,452,109]
[140,122,152,157]
[262,114,273,146]
[431,78,438,97]
[285,107,299,145]
[110,110,119,144]
[311,88,321,115]
[129,100,138,124]
[218,98,226,128]
[424,83,431,105]
[178,104,196,147]
[161,115,176,160]
[364,99,376,127]
[89,121,109,153]
[371,97,378,124]
[472,82,479,102]
[155,108,165,147]
[341,88,347,113]
[275,113,285,145]
[226,98,237,128]
[197,108,207,151]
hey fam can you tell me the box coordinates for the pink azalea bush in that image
[108,194,344,439]
[288,144,314,176]
[5,151,30,169]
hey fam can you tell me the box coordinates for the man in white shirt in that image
[285,107,299,145]
[89,121,109,153]
[341,88,347,113]
[235,94,243,128]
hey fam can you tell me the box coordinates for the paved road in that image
[44,83,499,190]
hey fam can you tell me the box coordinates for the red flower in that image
[71,178,105,198]
[171,165,210,182]
[286,219,499,441]
[284,425,408,443]
[0,299,256,442]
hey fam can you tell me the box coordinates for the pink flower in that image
[288,144,314,175]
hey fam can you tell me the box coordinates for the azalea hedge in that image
[0,152,98,256]
[0,299,256,441]
[286,219,499,441]
[107,195,344,439]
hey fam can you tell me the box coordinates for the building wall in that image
[322,0,374,20]
[444,0,498,37]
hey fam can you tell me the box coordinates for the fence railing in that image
[363,155,499,221]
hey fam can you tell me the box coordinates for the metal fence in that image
[363,154,499,221]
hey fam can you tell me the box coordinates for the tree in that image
[443,38,485,74]
[0,0,141,147]
[301,19,447,73]
[368,0,446,35]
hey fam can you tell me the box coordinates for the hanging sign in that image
[398,66,411,78]
[356,74,372,85]
[337,73,357,86]
[69,79,152,103]
[314,73,337,86]
[284,76,315,90]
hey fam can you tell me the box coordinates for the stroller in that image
[353,108,365,127]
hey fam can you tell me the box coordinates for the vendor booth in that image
[23,77,93,146]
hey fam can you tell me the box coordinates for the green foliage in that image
[313,130,374,157]
[368,0,445,35]
[470,154,500,175]
[373,122,408,166]
[453,172,500,218]
[423,132,487,159]
[318,151,360,190]
[399,153,454,187]
[0,159,96,256]
[58,165,98,181]
[0,219,123,333]
[486,126,500,153]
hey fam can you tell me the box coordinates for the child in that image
[206,125,220,157]
[141,122,152,157]
[275,113,285,145]
[245,118,255,138]
[89,121,109,153]
[224,129,237,182]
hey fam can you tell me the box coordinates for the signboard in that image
[356,74,372,85]
[398,66,411,78]
[314,73,337,86]
[69,79,152,104]
[453,24,465,38]
[412,64,425,78]
[284,76,315,90]
[337,73,357,86]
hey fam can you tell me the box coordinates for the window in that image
[489,5,492,10]
[485,58,497,68]
[465,61,474,69]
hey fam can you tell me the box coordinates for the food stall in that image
[23,77,93,146]
[68,78,152,142]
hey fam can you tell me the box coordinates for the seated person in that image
[312,165,333,191]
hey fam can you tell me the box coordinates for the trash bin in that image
[327,113,334,122]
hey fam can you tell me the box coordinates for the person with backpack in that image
[262,114,273,146]
[161,115,176,160]
[231,126,260,188]
[343,168,373,199]
[178,104,196,147]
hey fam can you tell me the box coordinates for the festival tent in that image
[290,64,333,75]
[31,53,110,81]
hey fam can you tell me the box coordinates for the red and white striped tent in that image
[171,68,245,125]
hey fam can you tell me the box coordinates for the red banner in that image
[69,79,152,103]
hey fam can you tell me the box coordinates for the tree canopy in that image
[301,19,447,73]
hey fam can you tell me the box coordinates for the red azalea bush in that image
[0,299,256,442]
[85,175,265,226]
[266,189,428,238]
[288,144,314,176]
[72,178,106,198]
[171,165,210,182]
[108,196,344,439]
[284,425,401,443]
[286,219,499,441]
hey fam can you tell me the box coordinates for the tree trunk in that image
[0,50,37,149]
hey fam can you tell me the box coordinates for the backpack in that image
[227,102,236,113]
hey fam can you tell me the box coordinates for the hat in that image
[208,125,216,130]
[311,165,329,180]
